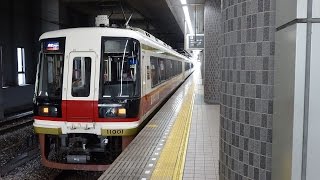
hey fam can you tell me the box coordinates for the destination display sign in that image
[42,38,65,53]
[46,41,60,51]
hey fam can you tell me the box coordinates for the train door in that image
[141,52,146,96]
[66,52,96,122]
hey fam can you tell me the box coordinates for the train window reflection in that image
[37,54,64,98]
[71,57,91,97]
[101,38,140,98]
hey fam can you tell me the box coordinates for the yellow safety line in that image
[176,90,195,179]
[151,82,195,180]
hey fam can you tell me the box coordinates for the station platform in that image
[99,70,220,180]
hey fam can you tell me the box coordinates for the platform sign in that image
[187,34,204,49]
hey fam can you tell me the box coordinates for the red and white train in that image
[33,20,194,170]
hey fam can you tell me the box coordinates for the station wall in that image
[0,0,87,115]
[0,0,41,114]
[0,0,41,86]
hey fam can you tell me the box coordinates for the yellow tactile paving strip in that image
[151,82,195,180]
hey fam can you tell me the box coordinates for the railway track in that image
[53,170,75,180]
[0,111,33,135]
[53,170,103,180]
[0,146,39,176]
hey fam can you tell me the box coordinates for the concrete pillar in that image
[203,0,221,104]
[272,0,320,180]
[219,0,276,179]
[199,50,204,78]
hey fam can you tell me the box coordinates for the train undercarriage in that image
[38,133,134,171]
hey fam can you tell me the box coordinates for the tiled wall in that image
[204,0,221,104]
[219,0,275,179]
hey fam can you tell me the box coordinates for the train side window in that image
[159,58,165,82]
[165,59,171,80]
[173,61,177,76]
[150,56,159,87]
[177,61,179,75]
[72,57,91,97]
[185,62,190,71]
[169,61,172,78]
[176,61,179,75]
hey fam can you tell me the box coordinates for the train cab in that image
[33,30,143,170]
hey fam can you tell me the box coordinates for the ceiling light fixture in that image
[180,0,194,35]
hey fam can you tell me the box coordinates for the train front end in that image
[33,30,142,171]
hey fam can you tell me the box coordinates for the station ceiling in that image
[167,0,205,35]
[60,0,205,49]
[60,0,181,48]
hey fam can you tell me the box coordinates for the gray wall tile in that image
[204,0,221,104]
[220,0,275,179]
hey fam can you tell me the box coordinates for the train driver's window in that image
[101,38,140,98]
[71,57,91,97]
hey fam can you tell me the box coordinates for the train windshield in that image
[36,38,65,99]
[37,53,64,98]
[101,38,140,98]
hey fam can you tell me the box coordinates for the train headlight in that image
[43,107,49,113]
[39,106,58,117]
[118,108,126,117]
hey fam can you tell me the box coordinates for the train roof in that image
[40,27,193,62]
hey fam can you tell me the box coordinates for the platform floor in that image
[99,69,220,180]
[182,78,220,180]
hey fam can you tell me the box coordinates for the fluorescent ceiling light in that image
[182,6,194,35]
[180,0,186,5]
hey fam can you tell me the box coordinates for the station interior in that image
[0,0,319,180]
